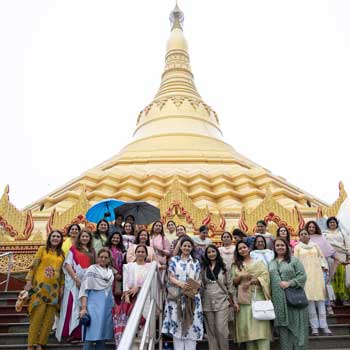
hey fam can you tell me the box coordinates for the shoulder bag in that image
[208,267,235,307]
[278,264,308,308]
[251,286,275,320]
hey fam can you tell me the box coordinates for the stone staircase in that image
[1,290,350,349]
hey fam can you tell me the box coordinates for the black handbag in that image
[284,287,308,308]
[278,268,308,308]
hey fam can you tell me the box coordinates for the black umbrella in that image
[114,201,161,225]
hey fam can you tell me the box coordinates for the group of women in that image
[24,216,349,350]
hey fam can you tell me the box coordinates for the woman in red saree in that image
[56,229,95,343]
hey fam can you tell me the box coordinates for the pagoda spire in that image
[154,2,201,100]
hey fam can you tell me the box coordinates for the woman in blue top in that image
[79,248,114,350]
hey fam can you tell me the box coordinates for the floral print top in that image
[162,255,204,340]
[26,246,64,314]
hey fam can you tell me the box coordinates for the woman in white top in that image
[218,231,235,270]
[250,235,274,266]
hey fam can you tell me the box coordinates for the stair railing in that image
[0,252,13,291]
[118,261,164,350]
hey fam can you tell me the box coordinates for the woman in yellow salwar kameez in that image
[24,230,65,350]
[232,240,271,350]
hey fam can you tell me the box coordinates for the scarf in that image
[309,234,335,258]
[177,295,195,335]
[79,264,114,298]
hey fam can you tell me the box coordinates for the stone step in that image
[1,333,350,349]
[0,291,21,299]
[0,304,26,314]
[0,314,28,324]
[0,297,17,305]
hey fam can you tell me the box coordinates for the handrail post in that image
[0,252,13,292]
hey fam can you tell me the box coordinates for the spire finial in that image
[169,1,184,30]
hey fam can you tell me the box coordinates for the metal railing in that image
[118,261,164,350]
[0,252,13,291]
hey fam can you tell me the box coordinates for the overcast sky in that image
[0,0,349,209]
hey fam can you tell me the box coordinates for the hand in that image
[75,278,81,289]
[79,308,87,319]
[178,281,187,289]
[115,273,122,281]
[128,287,140,298]
[233,303,240,313]
[279,281,290,289]
[250,277,260,285]
[24,281,32,291]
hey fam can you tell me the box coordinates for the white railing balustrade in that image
[0,252,13,291]
[118,261,164,350]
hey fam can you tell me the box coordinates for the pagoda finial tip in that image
[169,0,184,30]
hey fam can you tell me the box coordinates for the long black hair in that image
[107,231,126,252]
[135,229,150,246]
[202,244,227,273]
[273,238,291,263]
[66,223,81,237]
[252,234,267,250]
[233,240,250,271]
[304,220,322,235]
[276,226,291,243]
[46,230,64,257]
[150,221,164,237]
[94,219,110,239]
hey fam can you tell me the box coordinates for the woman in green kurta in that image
[269,238,309,350]
[231,240,271,350]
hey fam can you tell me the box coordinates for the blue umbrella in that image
[86,199,125,223]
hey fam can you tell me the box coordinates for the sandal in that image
[311,328,319,336]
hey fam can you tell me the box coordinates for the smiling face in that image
[111,233,121,246]
[328,219,338,230]
[180,240,193,256]
[135,246,147,261]
[274,239,287,257]
[278,227,288,239]
[50,231,63,247]
[176,225,186,237]
[199,227,208,240]
[97,251,110,267]
[98,221,109,233]
[255,236,266,250]
[307,222,316,235]
[299,230,310,244]
[167,221,176,233]
[206,246,217,261]
[222,232,232,246]
[256,223,266,234]
[69,225,80,240]
[153,222,163,234]
[138,231,148,244]
[79,232,91,246]
[124,223,133,235]
[237,242,249,257]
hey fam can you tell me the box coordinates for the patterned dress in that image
[26,246,65,314]
[162,255,204,341]
[269,257,309,350]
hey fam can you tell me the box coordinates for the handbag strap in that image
[208,266,229,296]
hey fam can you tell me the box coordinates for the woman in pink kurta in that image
[126,230,156,263]
[150,221,170,283]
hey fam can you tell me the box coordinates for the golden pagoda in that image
[0,4,347,273]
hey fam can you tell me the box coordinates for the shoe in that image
[327,305,334,315]
[321,327,332,336]
[311,328,319,336]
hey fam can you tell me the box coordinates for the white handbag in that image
[252,286,276,321]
